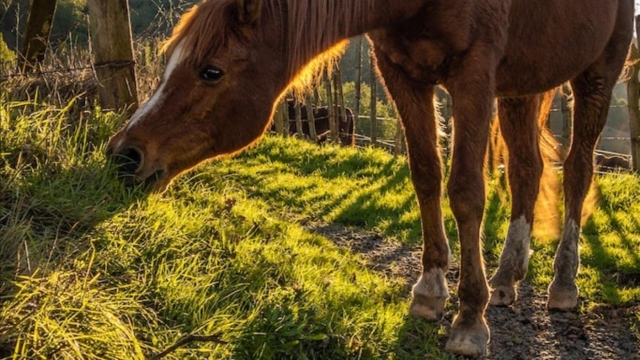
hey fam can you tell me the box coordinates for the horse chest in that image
[370,30,461,86]
[370,0,505,86]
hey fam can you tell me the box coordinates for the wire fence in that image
[1,42,635,170]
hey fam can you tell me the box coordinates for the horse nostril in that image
[111,147,143,175]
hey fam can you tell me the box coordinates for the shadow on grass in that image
[579,179,640,303]
[0,159,147,296]
[390,315,454,360]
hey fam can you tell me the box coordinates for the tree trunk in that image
[87,0,138,115]
[19,0,57,72]
[628,18,640,172]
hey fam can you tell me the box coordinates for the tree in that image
[18,0,57,71]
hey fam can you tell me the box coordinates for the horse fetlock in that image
[445,315,490,357]
[488,284,516,307]
[410,268,449,321]
[499,216,532,280]
[488,270,518,306]
[547,279,579,311]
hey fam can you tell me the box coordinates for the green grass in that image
[1,93,639,359]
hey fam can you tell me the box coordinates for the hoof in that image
[445,323,489,358]
[410,268,449,321]
[489,284,516,306]
[547,281,578,311]
[409,294,446,321]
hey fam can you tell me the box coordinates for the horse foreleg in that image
[373,48,450,321]
[488,95,543,306]
[443,46,497,358]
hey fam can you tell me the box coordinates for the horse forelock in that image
[161,0,236,66]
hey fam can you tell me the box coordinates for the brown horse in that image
[275,100,355,145]
[106,0,634,356]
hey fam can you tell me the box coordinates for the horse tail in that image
[488,88,562,241]
[619,40,638,83]
[534,88,562,242]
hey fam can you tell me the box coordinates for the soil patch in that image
[308,223,640,360]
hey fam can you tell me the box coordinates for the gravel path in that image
[308,223,640,360]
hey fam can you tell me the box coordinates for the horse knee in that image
[447,173,485,223]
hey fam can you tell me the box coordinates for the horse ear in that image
[236,0,263,25]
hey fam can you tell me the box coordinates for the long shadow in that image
[580,179,640,302]
[237,143,428,245]
[0,158,146,299]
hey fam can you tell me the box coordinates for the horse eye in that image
[199,66,224,82]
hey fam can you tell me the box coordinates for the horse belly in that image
[495,0,619,96]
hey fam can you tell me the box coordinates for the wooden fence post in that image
[324,69,337,143]
[394,117,404,155]
[336,67,347,143]
[332,71,342,144]
[87,0,138,115]
[354,37,363,134]
[370,52,378,145]
[19,0,58,72]
[294,99,304,138]
[280,100,289,135]
[274,99,285,135]
[560,83,572,150]
[627,18,640,172]
[304,95,318,140]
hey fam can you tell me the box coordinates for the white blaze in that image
[126,39,187,129]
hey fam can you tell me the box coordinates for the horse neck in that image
[276,0,428,80]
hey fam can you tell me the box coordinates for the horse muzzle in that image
[106,139,169,192]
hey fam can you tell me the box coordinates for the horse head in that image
[107,0,287,191]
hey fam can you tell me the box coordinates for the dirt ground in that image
[309,223,640,360]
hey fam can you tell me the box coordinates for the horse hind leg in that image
[488,94,544,306]
[548,34,630,310]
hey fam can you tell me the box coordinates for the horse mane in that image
[162,0,374,90]
[281,0,374,87]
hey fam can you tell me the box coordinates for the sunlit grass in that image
[211,136,640,306]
